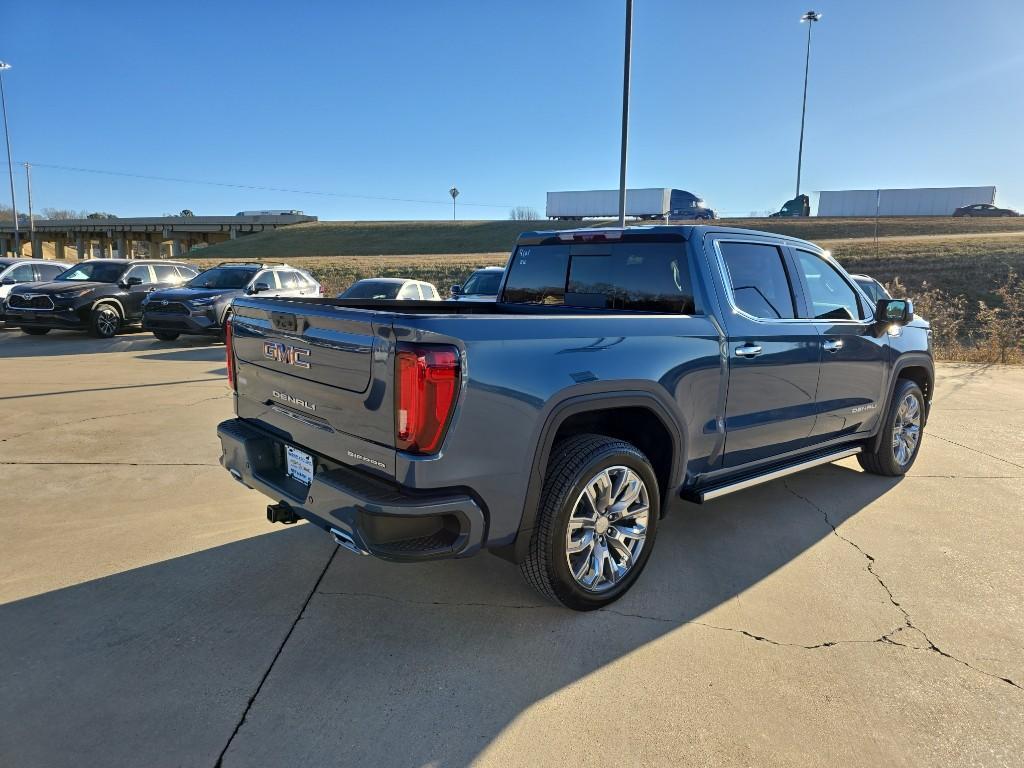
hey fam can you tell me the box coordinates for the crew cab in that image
[217,226,932,610]
[142,262,322,341]
[5,259,198,337]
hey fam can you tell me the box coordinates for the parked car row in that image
[1,259,507,341]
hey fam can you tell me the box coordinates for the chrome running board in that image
[694,446,863,503]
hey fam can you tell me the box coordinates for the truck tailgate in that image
[229,299,397,477]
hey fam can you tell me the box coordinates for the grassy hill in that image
[186,217,1024,310]
[188,216,1024,260]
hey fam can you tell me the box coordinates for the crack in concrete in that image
[214,547,339,768]
[316,583,1021,690]
[783,480,1021,692]
[904,475,1022,479]
[928,433,1024,470]
[0,393,228,444]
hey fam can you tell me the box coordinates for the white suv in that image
[0,258,72,320]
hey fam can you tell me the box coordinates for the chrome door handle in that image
[823,339,844,353]
[735,344,763,358]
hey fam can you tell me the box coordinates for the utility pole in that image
[24,162,34,248]
[795,11,822,200]
[617,0,633,228]
[0,61,18,256]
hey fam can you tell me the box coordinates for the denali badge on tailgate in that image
[263,341,311,368]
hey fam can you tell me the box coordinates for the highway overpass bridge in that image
[0,213,317,259]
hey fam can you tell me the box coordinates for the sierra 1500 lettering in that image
[217,225,933,610]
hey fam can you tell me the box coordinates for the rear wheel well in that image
[551,407,674,509]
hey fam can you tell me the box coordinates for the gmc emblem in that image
[263,341,311,369]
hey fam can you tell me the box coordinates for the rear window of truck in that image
[503,242,697,314]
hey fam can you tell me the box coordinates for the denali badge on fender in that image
[263,341,311,368]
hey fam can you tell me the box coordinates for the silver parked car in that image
[449,266,504,302]
[339,278,441,300]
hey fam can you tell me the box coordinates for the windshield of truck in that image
[56,262,126,283]
[503,242,697,313]
[341,280,403,299]
[461,270,502,296]
[188,267,259,289]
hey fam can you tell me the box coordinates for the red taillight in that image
[225,317,237,391]
[395,344,460,454]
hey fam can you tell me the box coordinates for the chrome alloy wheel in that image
[565,466,650,593]
[892,392,922,466]
[96,307,119,337]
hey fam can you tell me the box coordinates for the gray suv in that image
[142,262,322,341]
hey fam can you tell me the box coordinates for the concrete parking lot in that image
[1,328,1021,767]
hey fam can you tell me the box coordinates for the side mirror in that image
[250,281,270,294]
[876,298,913,326]
[450,284,462,297]
[1,277,15,286]
[124,276,143,287]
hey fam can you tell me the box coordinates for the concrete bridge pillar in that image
[172,239,185,258]
[148,235,164,259]
[76,236,87,260]
[102,239,113,259]
[31,236,43,259]
[54,236,66,261]
[1,237,8,256]
[117,235,128,259]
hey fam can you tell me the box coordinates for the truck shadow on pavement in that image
[0,465,899,767]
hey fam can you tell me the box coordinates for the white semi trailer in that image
[816,187,996,217]
[546,188,714,221]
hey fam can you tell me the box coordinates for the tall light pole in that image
[617,0,633,228]
[795,10,821,200]
[24,162,34,254]
[0,61,18,255]
[449,186,459,221]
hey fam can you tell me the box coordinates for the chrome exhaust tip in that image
[330,527,370,556]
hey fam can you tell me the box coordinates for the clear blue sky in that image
[4,0,1022,220]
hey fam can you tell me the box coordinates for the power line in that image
[3,161,520,209]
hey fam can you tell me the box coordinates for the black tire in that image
[89,304,121,338]
[520,434,660,610]
[152,331,180,341]
[858,379,926,476]
[21,327,51,336]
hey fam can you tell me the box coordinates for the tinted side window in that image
[125,265,153,284]
[175,266,199,280]
[567,243,696,313]
[718,242,795,319]
[153,264,179,282]
[8,263,36,282]
[504,243,696,313]
[503,245,569,305]
[254,271,281,289]
[37,264,66,280]
[794,250,862,321]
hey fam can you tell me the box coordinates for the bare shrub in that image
[974,271,1024,363]
[509,206,539,221]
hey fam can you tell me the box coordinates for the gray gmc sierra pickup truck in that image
[217,225,933,610]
